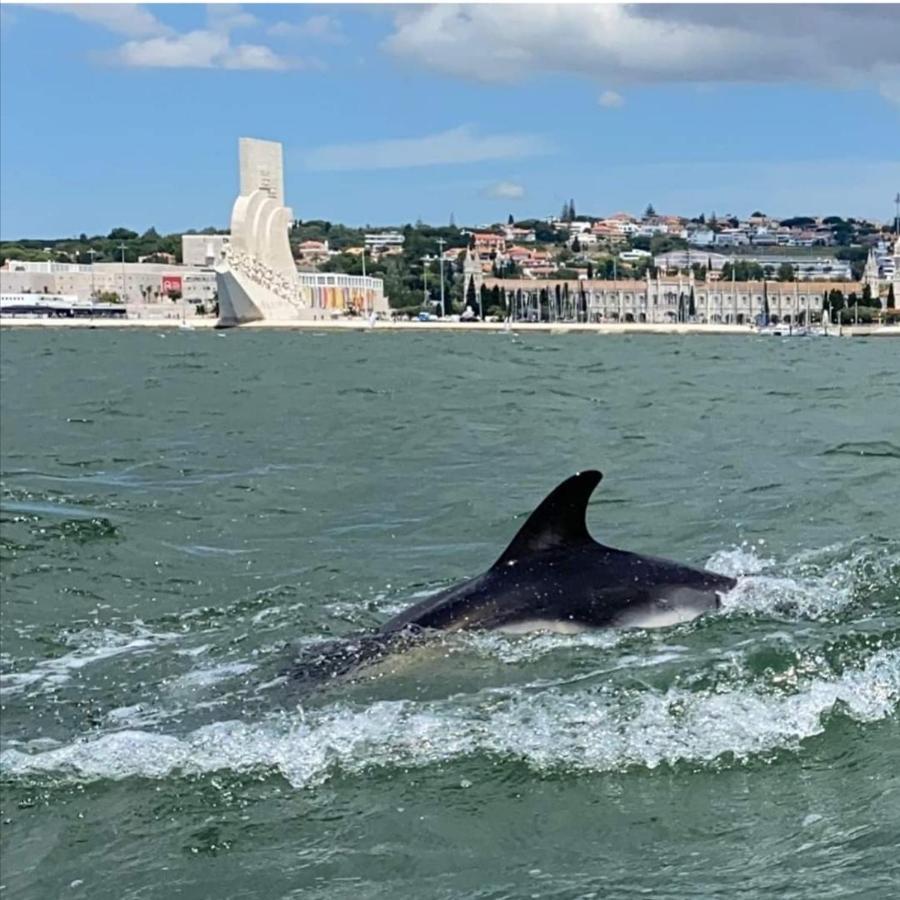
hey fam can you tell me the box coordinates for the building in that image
[1,292,127,319]
[502,225,536,243]
[295,240,333,266]
[655,250,730,273]
[296,271,386,314]
[364,232,405,252]
[0,258,217,306]
[619,248,652,263]
[863,236,900,297]
[182,234,230,267]
[751,256,853,281]
[485,276,861,324]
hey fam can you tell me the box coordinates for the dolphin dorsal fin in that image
[493,470,603,567]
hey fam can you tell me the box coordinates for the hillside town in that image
[2,202,899,325]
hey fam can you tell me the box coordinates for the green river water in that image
[1,328,899,899]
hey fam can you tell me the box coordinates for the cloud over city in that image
[486,181,526,200]
[304,126,551,171]
[383,4,900,103]
[48,3,307,70]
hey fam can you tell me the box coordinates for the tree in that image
[751,211,766,218]
[572,236,581,253]
[645,203,656,218]
[688,286,696,318]
[587,262,594,279]
[465,276,477,313]
[721,260,765,281]
[569,198,576,220]
[508,214,514,226]
[108,227,138,240]
[777,262,795,282]
[888,283,896,310]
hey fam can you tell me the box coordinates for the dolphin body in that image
[288,470,736,683]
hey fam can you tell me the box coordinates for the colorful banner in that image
[162,275,182,295]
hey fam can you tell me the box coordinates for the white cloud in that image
[51,3,170,38]
[49,4,297,71]
[384,4,900,104]
[487,181,525,199]
[111,31,295,71]
[598,90,624,108]
[268,15,345,43]
[206,5,259,34]
[304,125,551,172]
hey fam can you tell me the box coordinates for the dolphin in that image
[288,470,736,683]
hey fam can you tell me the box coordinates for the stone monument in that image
[216,138,312,326]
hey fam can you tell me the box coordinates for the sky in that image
[1,2,899,238]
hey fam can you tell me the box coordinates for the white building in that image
[655,250,730,273]
[752,256,853,281]
[296,271,386,314]
[0,259,217,305]
[182,234,230,267]
[364,232,405,251]
[487,276,858,324]
[619,248,652,263]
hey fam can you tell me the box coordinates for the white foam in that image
[713,540,898,621]
[3,648,896,788]
[0,626,179,696]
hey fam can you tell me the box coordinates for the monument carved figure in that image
[216,138,312,326]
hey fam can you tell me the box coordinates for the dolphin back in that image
[286,627,425,685]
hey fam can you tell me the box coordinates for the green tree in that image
[108,227,138,240]
[645,203,656,217]
[777,262,795,281]
[887,283,896,310]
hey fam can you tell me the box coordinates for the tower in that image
[461,246,484,313]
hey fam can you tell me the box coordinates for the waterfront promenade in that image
[2,317,898,337]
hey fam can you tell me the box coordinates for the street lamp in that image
[421,256,429,307]
[360,242,368,317]
[87,248,98,299]
[117,242,127,303]
[436,238,446,317]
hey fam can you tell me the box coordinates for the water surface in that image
[1,329,899,899]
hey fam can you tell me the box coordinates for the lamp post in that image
[87,248,98,299]
[360,242,368,316]
[436,238,447,317]
[117,242,127,304]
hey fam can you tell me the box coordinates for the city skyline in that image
[1,3,899,238]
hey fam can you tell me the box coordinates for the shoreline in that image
[2,317,898,337]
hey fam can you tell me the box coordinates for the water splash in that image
[2,648,896,788]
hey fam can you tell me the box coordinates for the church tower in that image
[461,245,484,314]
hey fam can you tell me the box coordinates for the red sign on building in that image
[161,275,182,295]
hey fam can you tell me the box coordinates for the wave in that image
[2,648,897,788]
[0,625,180,696]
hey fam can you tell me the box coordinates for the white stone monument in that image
[216,138,312,325]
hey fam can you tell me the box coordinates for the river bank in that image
[2,316,899,337]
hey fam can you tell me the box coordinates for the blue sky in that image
[1,3,899,238]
